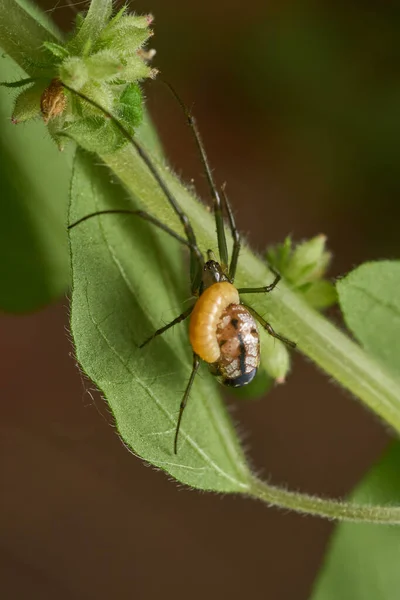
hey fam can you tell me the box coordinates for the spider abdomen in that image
[189,281,239,363]
[212,304,260,387]
[189,281,260,387]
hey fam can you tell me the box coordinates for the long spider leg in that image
[69,209,197,252]
[220,183,241,281]
[139,305,194,349]
[238,270,281,294]
[163,81,229,271]
[174,353,201,454]
[241,304,296,349]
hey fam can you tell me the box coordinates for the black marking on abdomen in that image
[237,332,246,376]
[231,318,239,329]
[224,368,257,387]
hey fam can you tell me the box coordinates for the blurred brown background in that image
[1,1,399,598]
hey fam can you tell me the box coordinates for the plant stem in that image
[249,477,400,524]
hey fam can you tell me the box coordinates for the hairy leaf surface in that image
[337,261,400,376]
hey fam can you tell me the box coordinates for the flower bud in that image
[285,235,331,286]
[86,50,123,81]
[7,0,156,153]
[266,235,336,310]
[12,82,42,123]
[261,334,291,384]
[41,78,67,124]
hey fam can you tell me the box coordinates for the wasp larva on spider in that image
[66,82,296,454]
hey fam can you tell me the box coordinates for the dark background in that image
[1,1,399,598]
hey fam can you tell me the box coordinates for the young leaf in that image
[43,41,69,60]
[337,261,400,377]
[69,0,113,54]
[117,83,144,132]
[0,54,71,312]
[64,117,126,154]
[310,443,400,600]
[69,148,252,493]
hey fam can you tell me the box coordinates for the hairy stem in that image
[249,477,400,524]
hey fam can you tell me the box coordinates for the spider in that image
[66,83,296,454]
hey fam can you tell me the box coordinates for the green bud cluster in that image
[254,235,335,387]
[8,0,156,151]
[267,235,337,310]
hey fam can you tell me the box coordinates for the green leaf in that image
[11,80,42,122]
[104,5,127,29]
[69,148,252,492]
[117,83,143,132]
[69,0,113,55]
[337,261,400,376]
[59,56,89,90]
[64,117,126,154]
[121,55,154,82]
[86,49,122,81]
[302,280,337,310]
[311,443,400,600]
[0,53,71,312]
[98,20,151,54]
[43,41,69,60]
